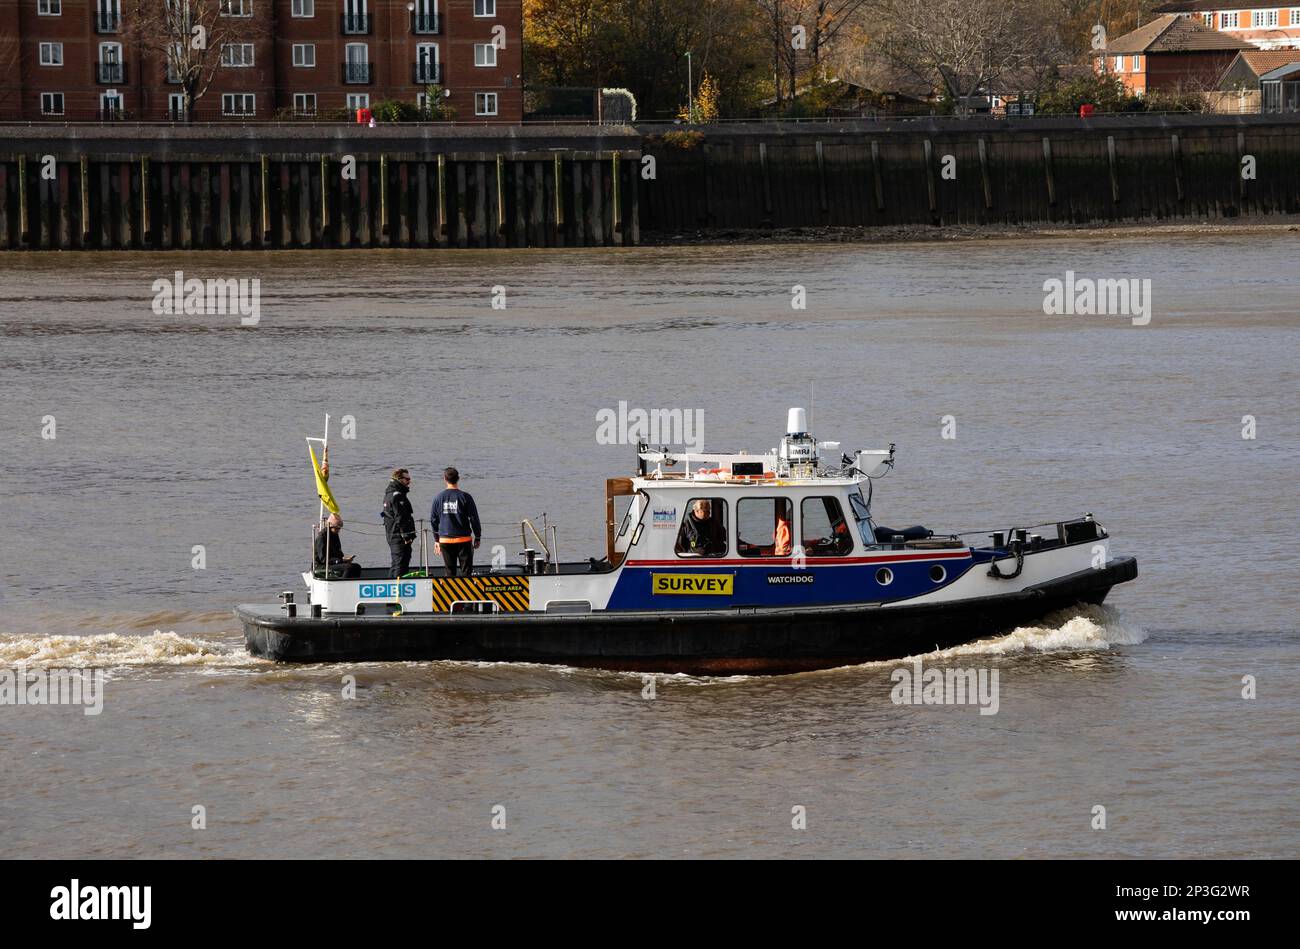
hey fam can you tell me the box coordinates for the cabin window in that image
[847,489,876,547]
[801,497,854,556]
[675,498,728,558]
[737,497,794,558]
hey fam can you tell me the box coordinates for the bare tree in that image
[122,0,268,122]
[874,0,1066,114]
[810,0,871,73]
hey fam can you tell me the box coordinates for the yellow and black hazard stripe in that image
[430,576,531,612]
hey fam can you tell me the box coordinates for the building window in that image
[292,43,316,67]
[41,92,65,114]
[473,0,495,16]
[1221,11,1239,27]
[100,90,123,118]
[38,0,61,14]
[1202,12,1213,25]
[168,93,187,120]
[346,92,370,111]
[1292,9,1300,26]
[1114,56,1123,72]
[97,41,124,83]
[474,43,497,67]
[294,93,317,115]
[412,0,438,32]
[221,43,255,67]
[220,0,252,15]
[344,43,370,83]
[221,92,256,115]
[415,43,439,83]
[474,92,498,115]
[291,0,314,15]
[1131,55,1140,72]
[39,42,64,65]
[1252,9,1279,27]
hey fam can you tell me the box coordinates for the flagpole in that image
[319,413,330,526]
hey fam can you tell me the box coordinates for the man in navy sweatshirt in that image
[430,466,482,577]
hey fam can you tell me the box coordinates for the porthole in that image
[930,564,946,583]
[876,567,893,586]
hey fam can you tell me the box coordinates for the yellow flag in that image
[309,444,339,515]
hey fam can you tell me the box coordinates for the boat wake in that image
[0,630,259,669]
[911,603,1147,661]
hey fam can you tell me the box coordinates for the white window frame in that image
[292,43,316,67]
[1292,8,1300,26]
[1221,11,1239,28]
[221,42,255,67]
[291,0,314,16]
[38,0,62,15]
[346,92,370,110]
[41,91,65,114]
[221,92,256,116]
[220,0,252,16]
[168,92,187,120]
[1130,55,1140,72]
[1114,56,1123,73]
[39,42,63,66]
[100,90,123,115]
[415,42,439,81]
[474,43,496,67]
[473,0,495,16]
[474,92,498,116]
[293,92,317,115]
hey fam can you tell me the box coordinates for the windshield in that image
[847,489,875,548]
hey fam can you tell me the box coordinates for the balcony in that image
[97,61,126,84]
[413,62,441,84]
[341,13,371,34]
[95,11,121,33]
[343,62,372,84]
[412,12,440,34]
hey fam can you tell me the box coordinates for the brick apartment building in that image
[1153,2,1300,50]
[0,0,523,122]
[1095,13,1251,94]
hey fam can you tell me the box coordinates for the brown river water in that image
[0,234,1297,858]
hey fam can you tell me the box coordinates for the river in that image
[1,233,1296,857]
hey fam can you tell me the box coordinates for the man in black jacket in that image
[382,468,417,578]
[314,513,360,579]
[678,499,727,556]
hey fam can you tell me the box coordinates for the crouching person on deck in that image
[315,513,361,579]
[431,467,481,578]
[382,467,417,578]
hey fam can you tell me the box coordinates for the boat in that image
[236,409,1138,674]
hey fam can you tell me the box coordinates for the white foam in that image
[915,604,1147,661]
[0,630,256,668]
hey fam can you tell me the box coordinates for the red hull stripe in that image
[625,551,972,567]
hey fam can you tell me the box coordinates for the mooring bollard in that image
[978,138,993,211]
[870,141,884,213]
[1042,138,1056,207]
[1107,136,1120,204]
